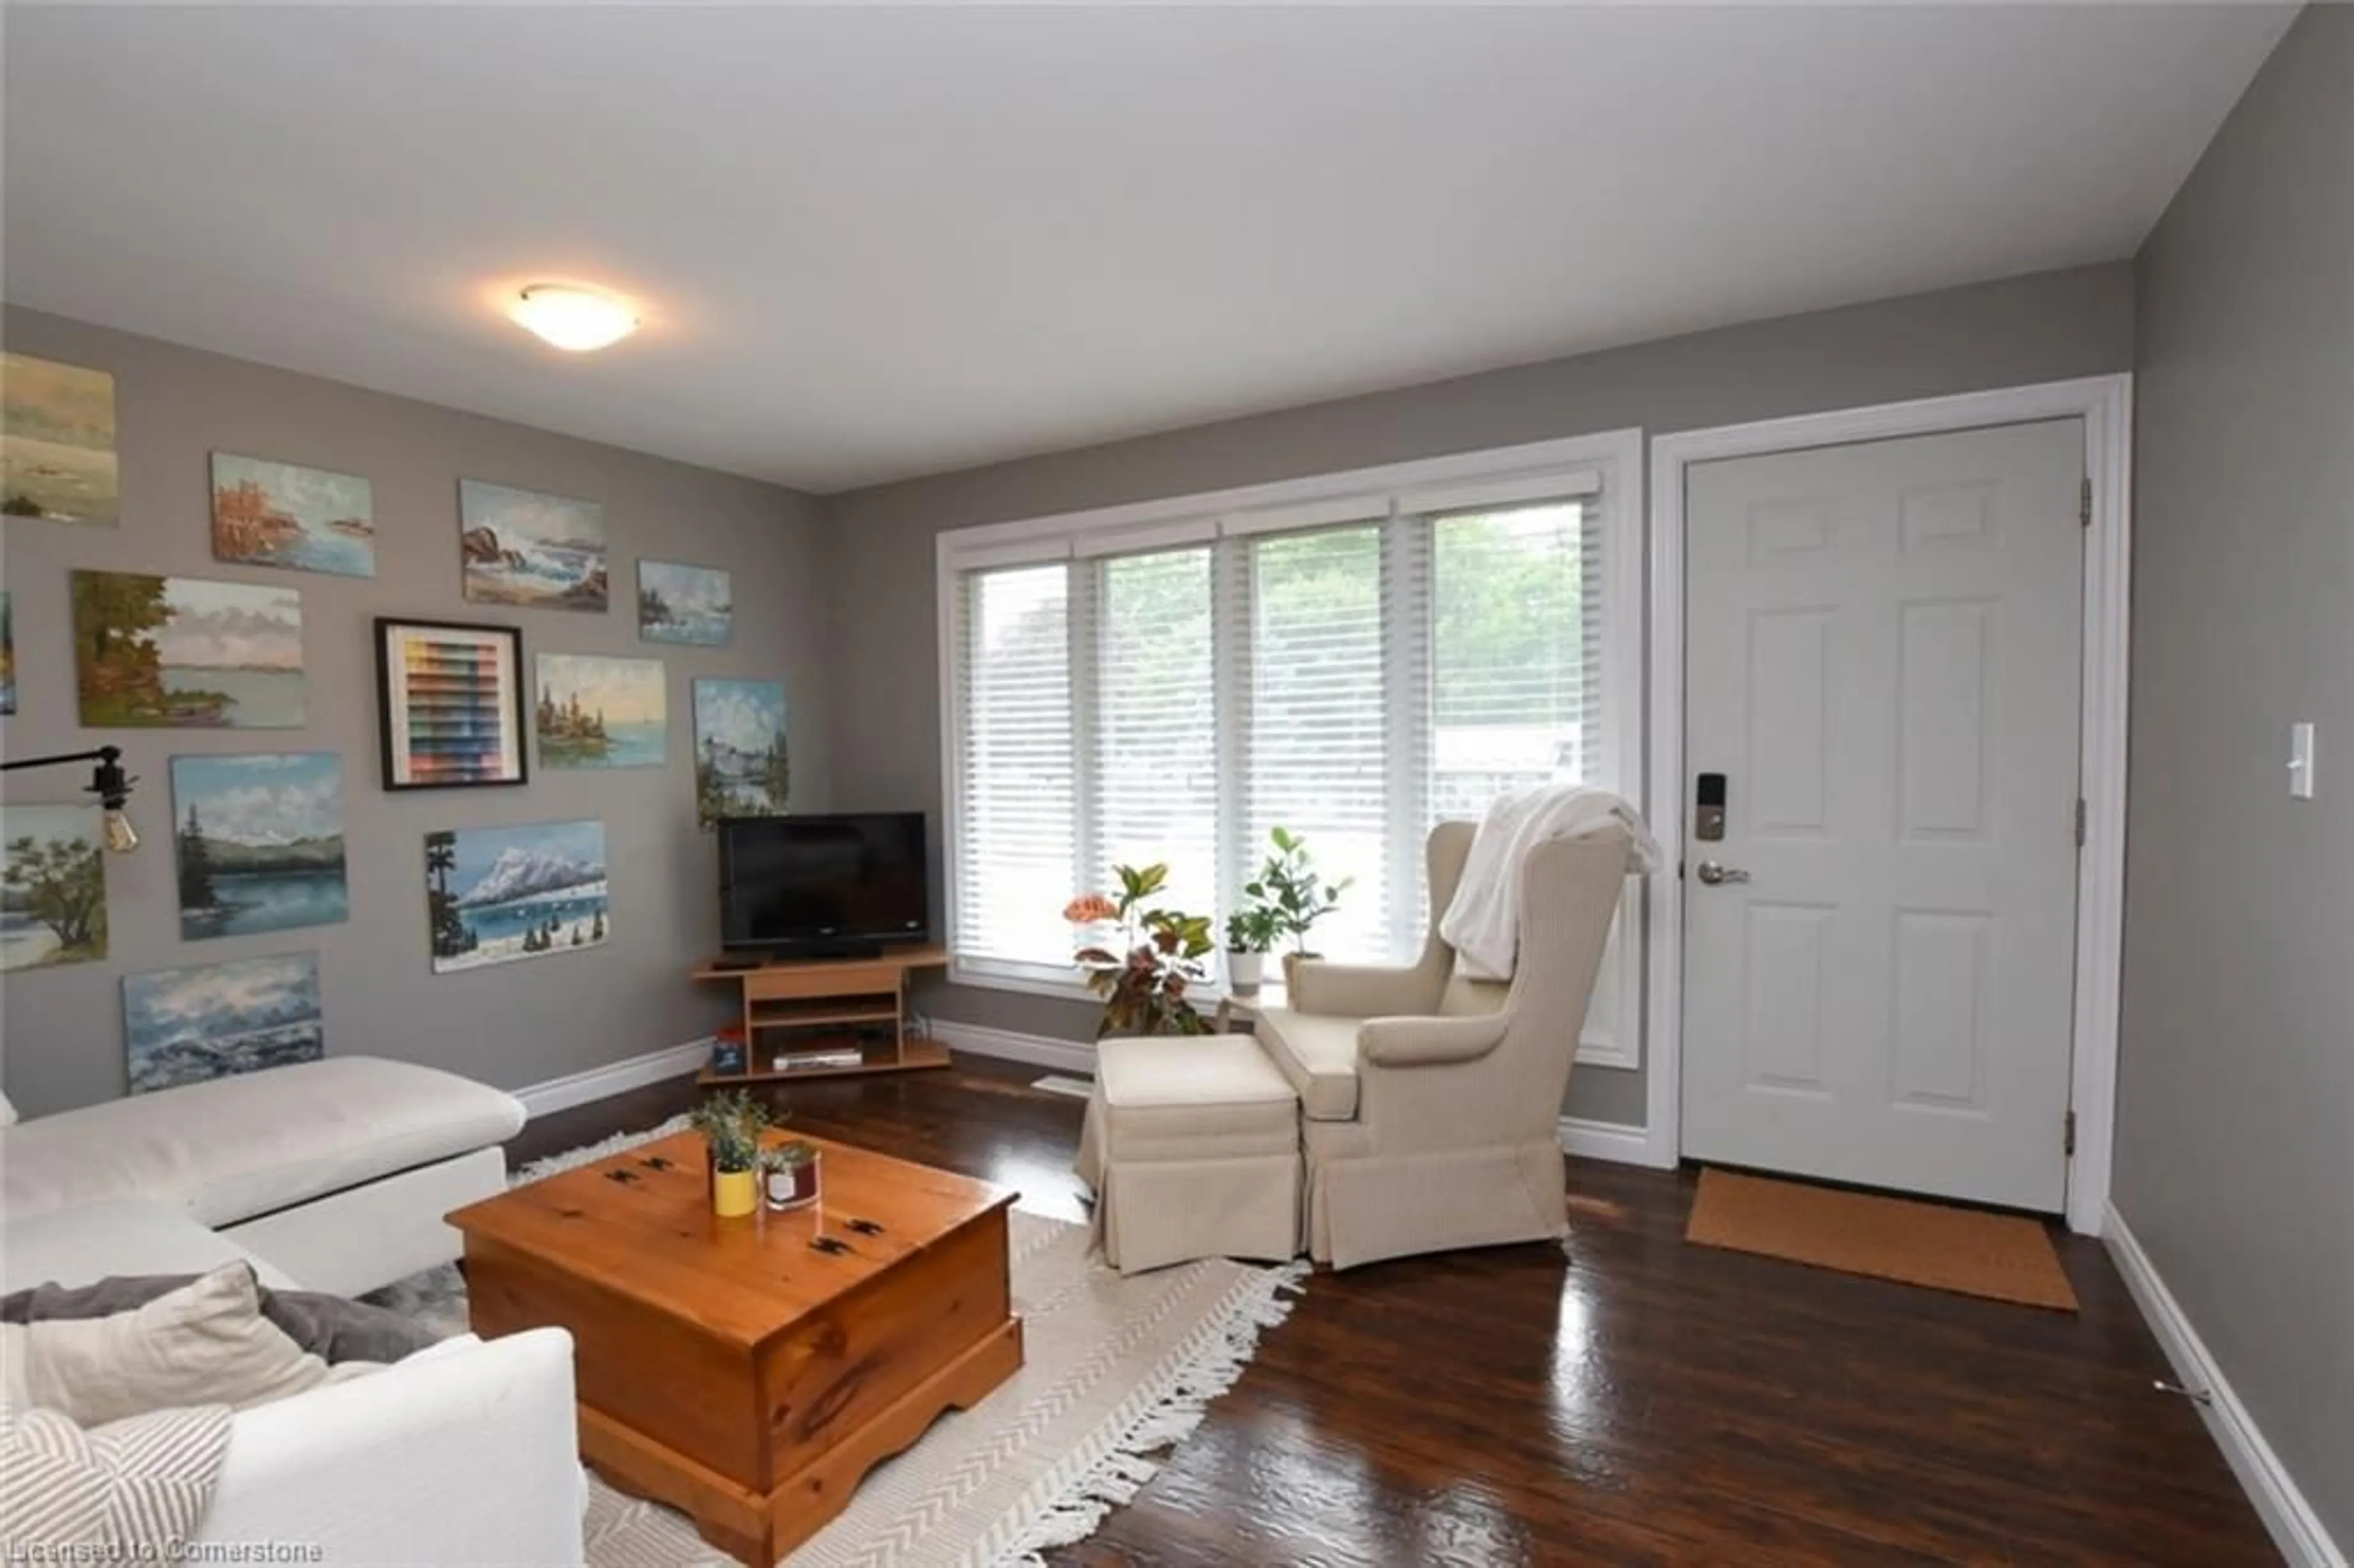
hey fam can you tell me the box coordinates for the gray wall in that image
[2118,6,2352,1548]
[0,308,829,1117]
[821,262,2138,1127]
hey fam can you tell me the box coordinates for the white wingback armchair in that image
[1254,820,1636,1270]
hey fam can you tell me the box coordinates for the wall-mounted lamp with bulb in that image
[2,744,140,852]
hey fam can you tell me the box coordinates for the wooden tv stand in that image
[690,945,951,1086]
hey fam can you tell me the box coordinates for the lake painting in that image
[693,678,787,827]
[638,560,731,646]
[535,653,665,769]
[459,479,608,611]
[2,352,116,525]
[426,818,608,973]
[171,753,348,940]
[123,951,322,1095]
[211,452,375,578]
[72,571,305,728]
[1,804,108,972]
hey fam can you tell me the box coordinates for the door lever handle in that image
[1694,861,1751,886]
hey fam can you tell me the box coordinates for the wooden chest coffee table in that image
[448,1130,1022,1566]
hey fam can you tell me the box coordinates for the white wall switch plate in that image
[2289,721,2317,800]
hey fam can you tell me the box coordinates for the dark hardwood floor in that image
[514,1056,2278,1567]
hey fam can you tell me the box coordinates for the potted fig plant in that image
[1246,826,1351,986]
[690,1088,768,1219]
[1223,904,1282,996]
[760,1138,821,1211]
[1062,862,1214,1037]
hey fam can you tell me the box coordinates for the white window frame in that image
[935,427,1647,1068]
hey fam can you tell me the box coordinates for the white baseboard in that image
[515,1037,712,1121]
[929,1021,1099,1075]
[2105,1203,2345,1568]
[1558,1116,1660,1168]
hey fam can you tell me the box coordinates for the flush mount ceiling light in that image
[510,284,638,351]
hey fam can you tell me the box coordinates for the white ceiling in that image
[2,5,2291,494]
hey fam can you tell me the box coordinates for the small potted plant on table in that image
[690,1088,768,1218]
[1223,904,1281,997]
[761,1139,822,1211]
[1247,826,1351,986]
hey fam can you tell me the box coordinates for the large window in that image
[941,435,1639,1060]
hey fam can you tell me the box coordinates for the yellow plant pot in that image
[711,1168,758,1219]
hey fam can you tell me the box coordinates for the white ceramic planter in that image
[1226,949,1265,995]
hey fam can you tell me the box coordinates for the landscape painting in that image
[1,591,15,715]
[211,452,375,578]
[171,753,348,940]
[123,952,322,1095]
[638,560,731,646]
[2,352,116,525]
[459,479,608,611]
[72,571,305,728]
[425,818,608,973]
[1,804,108,972]
[692,678,787,827]
[535,653,665,769]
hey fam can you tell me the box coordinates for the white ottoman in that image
[1075,1035,1301,1276]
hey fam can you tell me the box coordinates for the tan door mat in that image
[1685,1167,2080,1312]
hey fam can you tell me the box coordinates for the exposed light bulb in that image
[102,808,139,855]
[89,748,137,853]
[511,285,638,352]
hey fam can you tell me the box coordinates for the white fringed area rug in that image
[368,1116,1305,1567]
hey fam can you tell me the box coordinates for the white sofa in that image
[0,1059,585,1566]
[2,1056,527,1298]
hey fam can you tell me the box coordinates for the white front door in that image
[1681,419,2084,1212]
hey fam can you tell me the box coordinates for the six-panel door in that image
[1680,419,2085,1211]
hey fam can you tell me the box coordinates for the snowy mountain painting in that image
[123,951,322,1094]
[425,818,608,973]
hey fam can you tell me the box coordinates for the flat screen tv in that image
[717,813,930,958]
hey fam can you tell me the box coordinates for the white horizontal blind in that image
[1095,547,1218,918]
[954,565,1076,972]
[1428,499,1600,822]
[947,479,1617,981]
[1241,525,1396,961]
[1426,497,1618,1046]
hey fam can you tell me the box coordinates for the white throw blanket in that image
[1439,785,1660,981]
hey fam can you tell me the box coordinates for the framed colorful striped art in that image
[375,617,528,790]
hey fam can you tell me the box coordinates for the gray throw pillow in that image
[1,1273,440,1364]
